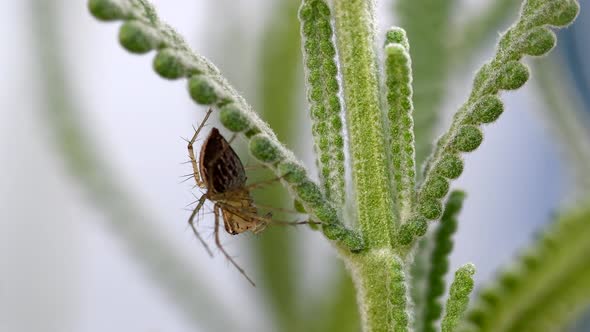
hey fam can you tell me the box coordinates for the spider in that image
[186,109,311,286]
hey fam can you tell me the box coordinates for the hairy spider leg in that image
[187,194,213,257]
[214,204,256,287]
[187,108,213,188]
[249,203,302,215]
[244,175,286,191]
[233,173,319,228]
[218,202,319,235]
[245,210,318,232]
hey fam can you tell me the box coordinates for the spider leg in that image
[227,132,238,145]
[188,194,213,257]
[214,204,256,287]
[243,175,285,191]
[252,203,302,215]
[187,108,213,188]
[249,212,319,227]
[243,164,268,171]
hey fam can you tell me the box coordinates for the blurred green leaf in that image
[31,1,232,330]
[306,267,360,332]
[533,57,590,192]
[395,0,457,168]
[452,0,520,65]
[253,1,304,331]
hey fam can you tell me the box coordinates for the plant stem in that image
[332,1,398,329]
[345,249,397,331]
[332,0,394,247]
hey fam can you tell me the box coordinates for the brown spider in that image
[186,109,311,286]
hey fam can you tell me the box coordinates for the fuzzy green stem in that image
[345,249,399,332]
[332,1,397,330]
[332,0,394,248]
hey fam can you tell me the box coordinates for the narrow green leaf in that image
[451,0,520,64]
[299,0,346,207]
[419,191,466,332]
[395,0,457,168]
[441,264,476,332]
[409,237,430,330]
[384,27,417,226]
[391,256,411,331]
[459,202,590,332]
[253,1,303,330]
[510,262,590,332]
[533,58,590,193]
[305,267,359,332]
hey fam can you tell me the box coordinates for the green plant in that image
[87,0,589,331]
